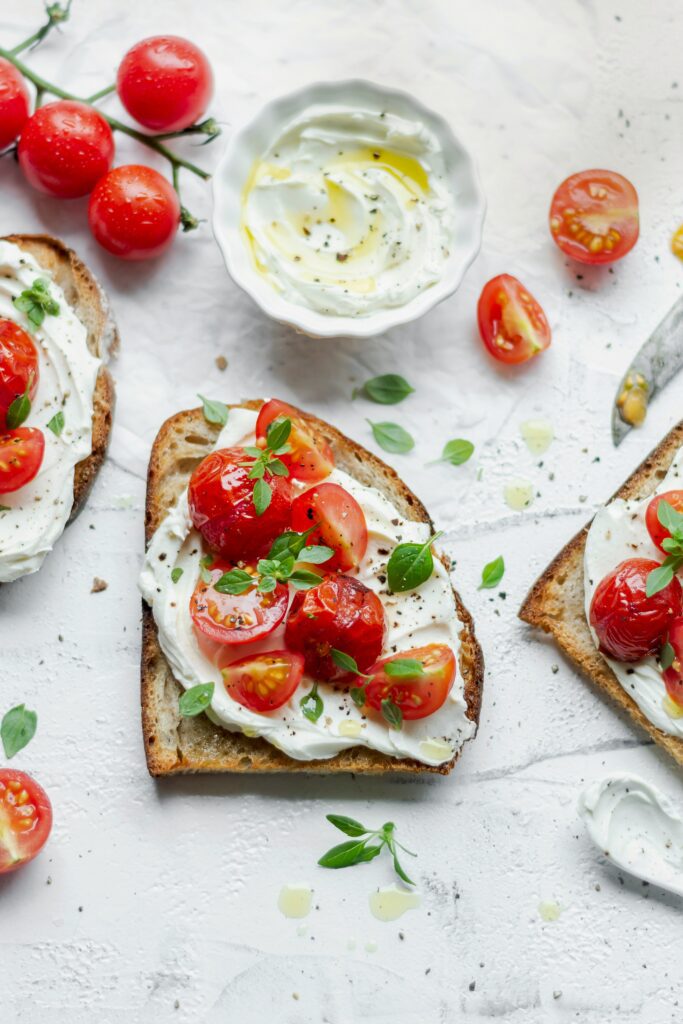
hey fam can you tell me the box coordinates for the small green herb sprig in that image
[318,814,417,885]
[211,526,333,595]
[646,500,683,596]
[241,416,292,516]
[1,703,37,759]
[13,278,59,328]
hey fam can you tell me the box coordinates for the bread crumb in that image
[91,577,108,593]
[215,355,228,371]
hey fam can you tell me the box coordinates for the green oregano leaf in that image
[179,682,214,717]
[660,641,676,671]
[13,277,59,328]
[381,697,403,730]
[171,567,183,584]
[479,555,505,590]
[6,375,33,429]
[358,374,414,405]
[368,420,415,454]
[300,683,323,723]
[437,438,474,466]
[253,477,272,516]
[198,394,229,426]
[384,658,425,679]
[1,704,38,759]
[214,568,254,595]
[46,410,65,436]
[386,531,442,593]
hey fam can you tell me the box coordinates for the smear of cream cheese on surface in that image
[0,241,101,583]
[241,105,455,317]
[578,773,683,897]
[139,407,475,765]
[583,447,683,737]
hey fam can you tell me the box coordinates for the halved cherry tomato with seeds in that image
[477,274,551,365]
[549,170,639,265]
[0,319,39,430]
[190,558,288,645]
[291,482,367,572]
[360,644,456,721]
[223,650,304,713]
[646,490,683,555]
[663,618,683,707]
[0,427,45,493]
[256,399,334,483]
[0,769,52,874]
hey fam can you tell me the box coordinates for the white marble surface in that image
[2,1,683,1021]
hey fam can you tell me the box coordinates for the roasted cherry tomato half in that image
[223,650,304,713]
[190,558,288,645]
[0,57,30,151]
[589,558,683,662]
[88,165,180,261]
[645,490,683,555]
[189,446,292,564]
[361,644,456,721]
[285,573,386,681]
[291,482,367,572]
[117,35,213,133]
[0,319,39,430]
[18,100,114,198]
[663,617,683,707]
[477,274,551,365]
[256,399,334,483]
[549,169,639,265]
[0,769,52,874]
[0,427,45,494]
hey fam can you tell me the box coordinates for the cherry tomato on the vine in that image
[117,36,213,132]
[477,274,551,365]
[0,57,30,151]
[88,165,180,260]
[18,100,114,198]
[549,169,639,265]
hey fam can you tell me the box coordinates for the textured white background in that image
[2,1,683,1021]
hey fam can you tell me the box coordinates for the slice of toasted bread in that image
[3,233,118,522]
[519,419,683,766]
[141,401,484,777]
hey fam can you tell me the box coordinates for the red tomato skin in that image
[0,769,52,875]
[189,446,292,564]
[117,35,213,132]
[362,644,456,720]
[663,617,683,706]
[645,491,683,555]
[223,651,305,713]
[477,274,551,365]
[0,427,45,493]
[291,482,368,572]
[190,559,288,645]
[255,399,334,483]
[0,319,39,430]
[285,574,386,681]
[549,169,639,265]
[88,165,180,261]
[0,58,30,150]
[18,101,114,198]
[589,558,683,662]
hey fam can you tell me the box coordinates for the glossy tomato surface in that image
[0,319,39,430]
[0,769,52,874]
[663,617,683,706]
[285,573,385,681]
[0,427,44,493]
[223,651,304,713]
[645,490,683,554]
[477,274,551,364]
[190,558,288,645]
[189,446,292,563]
[0,57,30,150]
[18,101,114,198]
[361,644,456,720]
[117,35,213,132]
[589,558,682,662]
[291,482,367,572]
[88,165,180,260]
[549,169,639,264]
[255,399,334,483]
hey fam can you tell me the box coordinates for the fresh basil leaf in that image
[253,477,272,516]
[268,458,289,477]
[661,537,683,555]
[266,416,292,452]
[384,658,425,679]
[660,641,676,671]
[1,704,37,759]
[179,682,214,717]
[198,394,229,426]
[13,278,59,328]
[438,438,474,466]
[479,555,505,590]
[646,559,678,598]
[199,554,213,584]
[318,838,375,869]
[386,531,441,593]
[326,814,369,837]
[242,446,262,458]
[300,684,323,723]
[331,648,362,675]
[46,410,65,436]
[350,686,366,708]
[657,499,683,537]
[248,461,266,480]
[289,569,323,590]
[171,567,183,584]
[381,697,403,730]
[214,569,254,595]
[368,420,415,454]
[389,843,415,885]
[268,526,316,562]
[6,384,31,429]
[258,575,277,593]
[298,545,334,565]
[360,374,414,405]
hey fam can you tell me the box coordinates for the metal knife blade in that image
[612,292,683,445]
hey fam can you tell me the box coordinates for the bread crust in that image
[3,234,117,522]
[141,401,484,776]
[519,419,683,766]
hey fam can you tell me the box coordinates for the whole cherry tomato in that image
[291,482,368,572]
[0,319,39,430]
[0,57,30,150]
[18,100,114,198]
[117,35,213,132]
[0,769,52,874]
[255,399,334,484]
[477,274,551,364]
[88,165,180,260]
[549,170,639,264]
